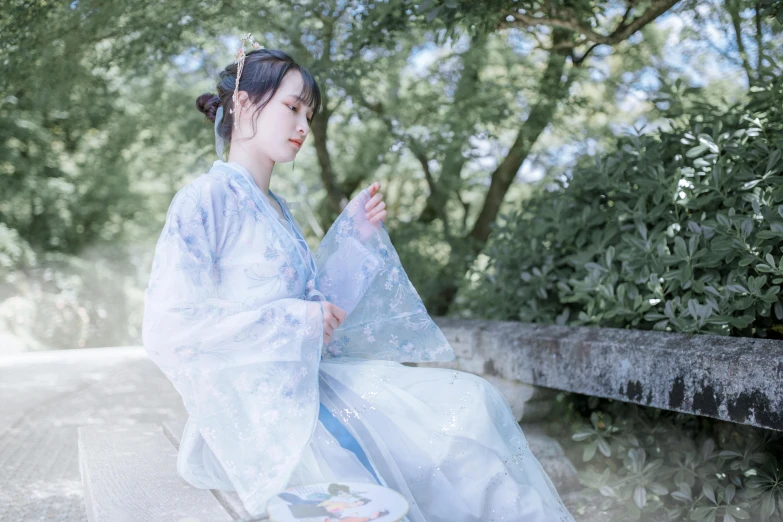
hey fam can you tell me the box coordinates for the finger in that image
[370,210,387,223]
[334,306,346,324]
[366,202,386,220]
[366,201,386,220]
[324,332,332,345]
[364,192,382,211]
[369,200,386,213]
[328,316,339,330]
[368,181,380,196]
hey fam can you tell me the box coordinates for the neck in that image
[226,143,274,196]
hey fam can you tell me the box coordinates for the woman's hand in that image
[321,301,346,345]
[364,182,387,224]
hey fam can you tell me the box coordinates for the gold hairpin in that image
[230,33,263,129]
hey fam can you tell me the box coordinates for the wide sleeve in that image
[313,187,455,363]
[142,178,323,516]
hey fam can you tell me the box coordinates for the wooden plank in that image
[162,417,257,521]
[78,424,233,522]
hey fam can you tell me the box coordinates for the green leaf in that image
[691,506,714,519]
[598,438,612,457]
[703,483,716,504]
[687,144,708,158]
[633,486,647,508]
[583,440,598,461]
[725,484,735,504]
[761,491,776,517]
[727,505,750,519]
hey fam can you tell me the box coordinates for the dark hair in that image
[195,49,321,145]
[327,484,350,495]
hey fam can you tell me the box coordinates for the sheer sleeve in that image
[313,187,455,363]
[142,176,324,515]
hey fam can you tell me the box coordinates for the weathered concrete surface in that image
[429,317,783,432]
[0,347,185,522]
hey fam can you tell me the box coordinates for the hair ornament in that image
[214,105,226,160]
[230,33,264,128]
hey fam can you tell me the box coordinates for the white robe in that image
[142,160,575,521]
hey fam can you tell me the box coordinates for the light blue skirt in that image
[288,358,575,522]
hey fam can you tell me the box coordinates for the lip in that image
[289,139,303,148]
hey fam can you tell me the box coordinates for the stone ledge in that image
[429,317,783,432]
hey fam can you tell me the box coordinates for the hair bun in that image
[196,93,221,123]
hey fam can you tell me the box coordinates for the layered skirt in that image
[288,358,575,522]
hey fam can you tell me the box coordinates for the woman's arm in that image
[141,176,332,515]
[311,185,454,363]
[142,177,325,385]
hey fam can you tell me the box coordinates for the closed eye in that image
[288,104,313,124]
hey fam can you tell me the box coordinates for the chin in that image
[271,152,297,164]
[277,155,297,164]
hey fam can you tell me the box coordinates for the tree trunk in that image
[426,30,573,316]
[727,0,755,86]
[311,100,347,227]
[470,30,571,244]
[418,31,488,225]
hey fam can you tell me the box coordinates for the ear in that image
[237,91,252,110]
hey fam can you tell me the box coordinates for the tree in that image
[676,0,783,88]
[352,0,683,314]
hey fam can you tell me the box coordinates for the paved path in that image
[0,348,184,521]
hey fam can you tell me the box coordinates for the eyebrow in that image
[287,94,314,111]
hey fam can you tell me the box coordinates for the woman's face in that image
[235,70,314,164]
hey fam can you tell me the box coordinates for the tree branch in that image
[572,41,602,65]
[417,30,487,225]
[469,30,573,247]
[352,88,438,197]
[754,2,764,71]
[499,0,680,47]
[455,189,470,233]
[727,0,755,85]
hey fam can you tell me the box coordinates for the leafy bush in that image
[0,222,36,280]
[548,394,783,522]
[463,77,783,521]
[461,77,783,338]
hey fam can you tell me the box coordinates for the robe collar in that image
[209,160,319,288]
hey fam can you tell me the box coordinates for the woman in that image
[142,37,576,522]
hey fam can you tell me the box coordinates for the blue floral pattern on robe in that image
[142,160,454,515]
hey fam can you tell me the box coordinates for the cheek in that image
[254,111,289,139]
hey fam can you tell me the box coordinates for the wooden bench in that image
[78,418,264,521]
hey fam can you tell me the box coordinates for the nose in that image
[297,116,309,136]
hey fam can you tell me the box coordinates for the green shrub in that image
[463,77,783,520]
[548,394,783,522]
[461,77,783,338]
